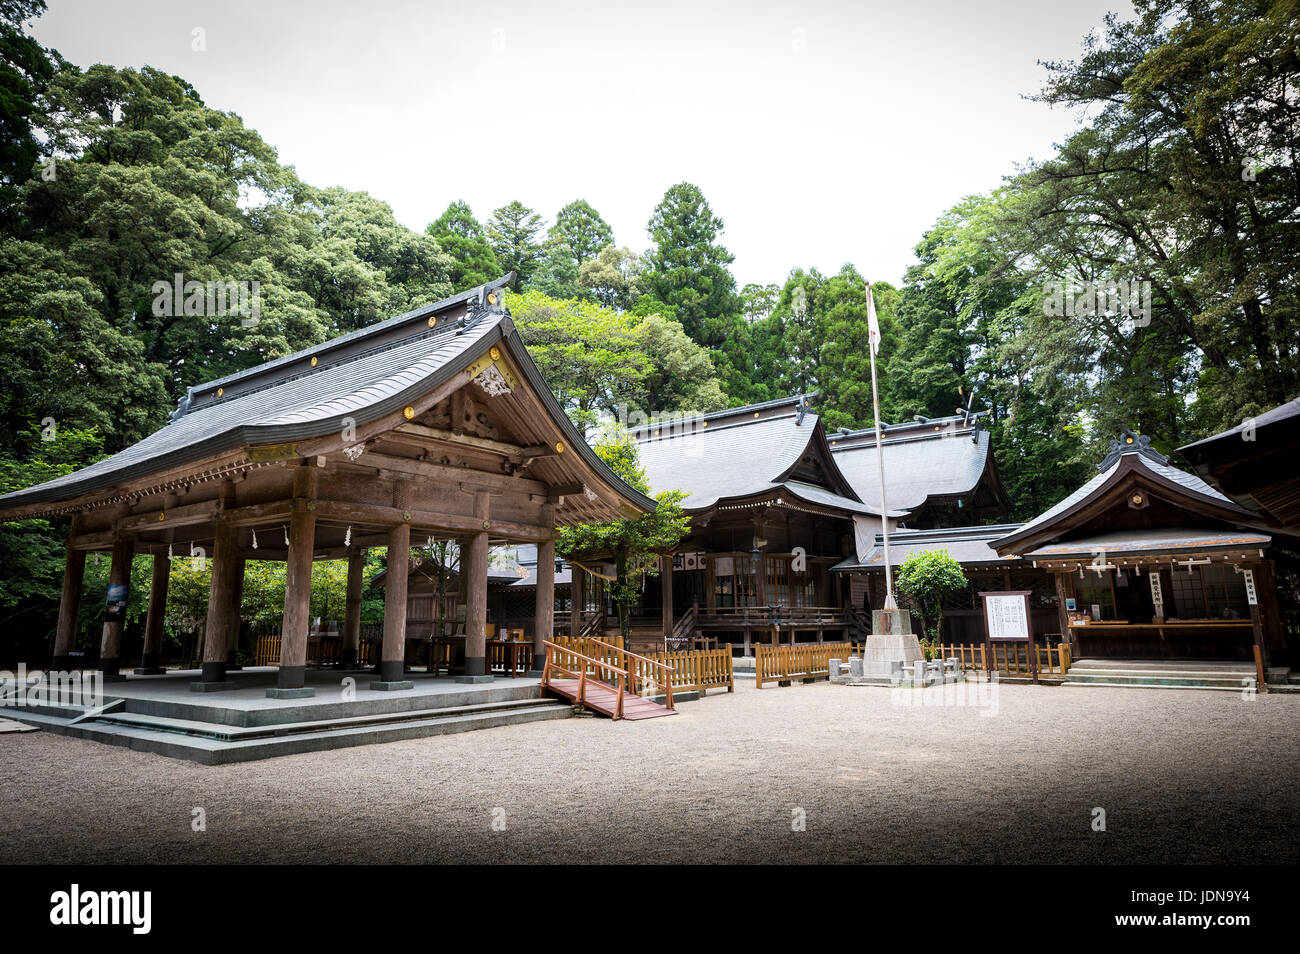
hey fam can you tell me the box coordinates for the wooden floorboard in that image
[544,678,677,720]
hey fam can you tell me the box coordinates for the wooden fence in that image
[755,643,855,688]
[639,649,733,695]
[936,643,1071,677]
[253,635,375,668]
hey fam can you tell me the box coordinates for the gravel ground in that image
[1,679,1296,864]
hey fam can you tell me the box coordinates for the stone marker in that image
[861,607,924,676]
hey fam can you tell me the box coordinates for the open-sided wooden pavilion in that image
[0,276,654,696]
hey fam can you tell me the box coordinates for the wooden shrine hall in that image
[993,430,1288,665]
[0,275,654,697]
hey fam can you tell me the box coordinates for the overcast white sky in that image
[32,0,1132,288]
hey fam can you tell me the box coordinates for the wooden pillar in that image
[137,552,170,674]
[275,467,317,695]
[378,481,413,687]
[534,505,555,669]
[705,555,716,612]
[1247,561,1271,675]
[570,564,585,637]
[199,516,238,685]
[463,490,491,677]
[661,553,675,642]
[226,553,246,670]
[1053,571,1073,652]
[98,535,135,678]
[342,550,365,667]
[51,545,87,670]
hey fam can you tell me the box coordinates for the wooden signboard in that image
[979,590,1037,683]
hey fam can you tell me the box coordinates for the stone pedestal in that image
[861,608,923,675]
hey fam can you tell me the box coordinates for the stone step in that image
[93,696,561,742]
[1067,665,1253,678]
[7,700,572,764]
[1065,670,1252,687]
[1061,679,1252,692]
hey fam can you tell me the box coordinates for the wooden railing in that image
[487,641,533,676]
[645,648,733,694]
[846,606,871,640]
[937,644,986,671]
[666,604,698,651]
[550,634,624,673]
[755,643,855,688]
[937,643,1072,676]
[254,634,377,668]
[579,611,605,640]
[593,637,676,708]
[541,639,629,719]
[699,606,850,628]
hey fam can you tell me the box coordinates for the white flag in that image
[867,282,881,355]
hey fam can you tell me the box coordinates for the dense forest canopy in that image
[0,0,1296,649]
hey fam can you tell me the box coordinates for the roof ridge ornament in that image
[795,392,808,425]
[1097,428,1168,472]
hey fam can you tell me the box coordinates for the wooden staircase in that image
[541,638,678,721]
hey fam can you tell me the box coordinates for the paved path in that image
[1,679,1295,863]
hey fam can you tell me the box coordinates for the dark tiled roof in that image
[1002,450,1232,545]
[828,417,992,511]
[0,276,656,517]
[1024,528,1271,558]
[1179,396,1300,451]
[634,397,886,515]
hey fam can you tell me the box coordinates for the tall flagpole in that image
[866,280,896,609]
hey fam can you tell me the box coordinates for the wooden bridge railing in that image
[755,642,855,688]
[541,639,629,719]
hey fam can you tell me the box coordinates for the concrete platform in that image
[2,667,570,764]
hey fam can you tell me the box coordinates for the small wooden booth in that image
[993,430,1285,667]
[0,276,654,696]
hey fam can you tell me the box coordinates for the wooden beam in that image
[310,499,550,542]
[120,499,222,535]
[396,422,558,460]
[351,449,548,496]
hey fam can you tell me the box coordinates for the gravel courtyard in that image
[2,679,1296,864]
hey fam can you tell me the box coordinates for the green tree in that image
[549,199,614,270]
[633,312,727,415]
[487,199,544,290]
[526,235,583,300]
[426,200,503,291]
[643,182,742,348]
[0,0,57,226]
[579,244,645,311]
[506,290,651,435]
[896,550,967,643]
